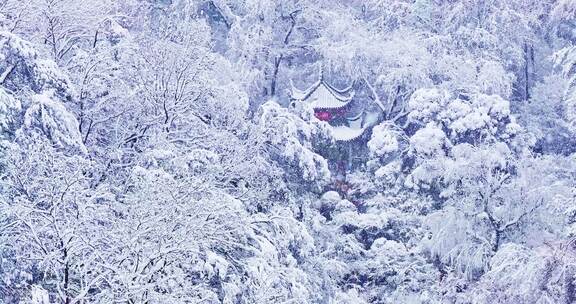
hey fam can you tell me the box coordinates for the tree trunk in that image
[270,55,282,96]
[524,42,533,102]
[493,228,501,252]
[565,264,576,304]
[269,11,298,97]
[63,245,71,304]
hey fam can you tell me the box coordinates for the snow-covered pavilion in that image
[290,71,372,142]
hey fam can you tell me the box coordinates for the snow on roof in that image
[346,110,366,129]
[331,125,365,142]
[290,80,316,100]
[308,83,353,110]
[291,79,354,110]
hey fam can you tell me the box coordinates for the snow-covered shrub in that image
[17,91,86,155]
[408,88,450,124]
[368,122,401,157]
[0,31,72,97]
[409,122,448,158]
[259,100,331,187]
[0,87,21,140]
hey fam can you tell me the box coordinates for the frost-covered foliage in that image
[408,88,521,144]
[0,31,72,97]
[368,123,401,157]
[259,100,331,187]
[465,241,576,304]
[0,87,20,139]
[1,1,575,303]
[17,92,86,154]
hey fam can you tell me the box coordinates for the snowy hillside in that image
[1,1,576,303]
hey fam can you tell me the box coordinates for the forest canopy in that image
[1,0,576,303]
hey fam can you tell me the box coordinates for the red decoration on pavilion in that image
[315,111,332,121]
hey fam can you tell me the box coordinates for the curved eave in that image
[312,100,353,111]
[290,80,321,100]
[331,125,366,142]
[346,110,364,122]
[324,81,355,101]
[334,133,365,142]
[290,79,354,102]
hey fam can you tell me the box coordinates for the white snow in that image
[290,80,316,100]
[368,123,399,156]
[0,88,21,134]
[321,190,341,202]
[291,81,353,110]
[0,31,38,60]
[260,100,331,183]
[30,285,50,304]
[309,84,352,109]
[330,125,365,141]
[20,92,87,154]
[408,88,449,123]
[410,123,446,157]
[1,3,573,304]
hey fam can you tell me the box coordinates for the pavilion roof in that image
[291,76,354,110]
[330,125,366,142]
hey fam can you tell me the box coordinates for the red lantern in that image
[315,111,332,121]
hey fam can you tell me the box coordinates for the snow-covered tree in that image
[258,100,331,189]
[2,1,576,303]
